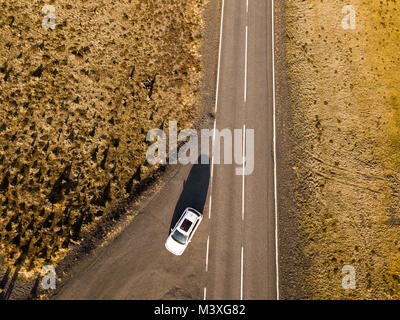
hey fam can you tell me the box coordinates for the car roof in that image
[185,209,199,221]
[178,209,200,234]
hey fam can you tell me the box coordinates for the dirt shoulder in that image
[279,0,400,299]
[275,0,308,300]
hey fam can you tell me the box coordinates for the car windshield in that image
[172,230,187,245]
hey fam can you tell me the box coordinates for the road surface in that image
[55,0,278,300]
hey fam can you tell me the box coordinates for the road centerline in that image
[242,124,246,221]
[244,24,248,104]
[240,246,244,300]
[206,235,210,272]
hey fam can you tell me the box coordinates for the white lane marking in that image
[244,24,248,103]
[204,0,225,298]
[271,0,280,301]
[210,157,214,179]
[210,119,216,181]
[215,0,225,113]
[213,119,217,141]
[240,246,244,300]
[206,235,210,272]
[242,125,246,221]
[203,0,225,302]
[246,0,249,13]
[208,195,212,219]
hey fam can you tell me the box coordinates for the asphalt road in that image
[206,0,277,300]
[55,0,278,300]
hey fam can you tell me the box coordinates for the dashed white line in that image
[206,235,210,272]
[271,0,280,301]
[242,125,246,221]
[244,24,248,103]
[240,246,244,300]
[204,0,279,303]
[215,0,225,113]
[210,119,216,180]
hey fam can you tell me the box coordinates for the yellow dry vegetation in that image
[0,0,207,271]
[286,0,400,299]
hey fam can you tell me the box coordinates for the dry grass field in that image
[286,0,400,299]
[0,0,206,272]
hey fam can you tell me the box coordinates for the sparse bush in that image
[0,0,207,271]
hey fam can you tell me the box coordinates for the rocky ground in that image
[0,0,207,279]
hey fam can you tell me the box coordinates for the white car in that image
[165,207,203,256]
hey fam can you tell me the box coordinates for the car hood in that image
[165,236,186,256]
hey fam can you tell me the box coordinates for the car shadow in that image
[169,155,210,233]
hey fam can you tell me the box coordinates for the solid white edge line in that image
[240,246,244,300]
[206,235,210,272]
[204,0,225,302]
[271,0,280,301]
[211,119,216,180]
[213,119,217,144]
[210,155,214,179]
[215,0,225,113]
[244,25,248,103]
[242,125,246,221]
